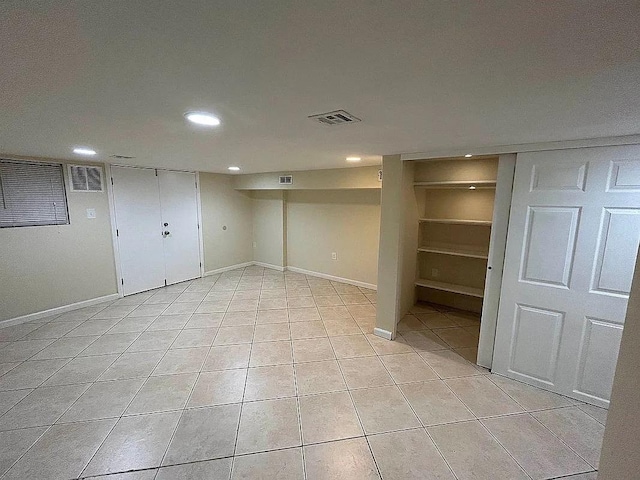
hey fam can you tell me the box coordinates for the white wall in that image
[251,190,285,268]
[0,160,118,322]
[286,189,380,286]
[199,172,253,273]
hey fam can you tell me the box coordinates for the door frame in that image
[105,163,205,297]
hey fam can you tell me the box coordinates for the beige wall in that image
[251,190,285,268]
[286,189,380,286]
[234,165,381,190]
[0,160,118,322]
[598,247,640,480]
[199,172,253,273]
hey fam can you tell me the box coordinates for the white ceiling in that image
[1,1,639,173]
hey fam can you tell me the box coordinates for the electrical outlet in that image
[431,268,439,277]
[331,252,337,260]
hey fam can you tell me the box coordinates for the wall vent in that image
[279,175,293,185]
[109,154,136,160]
[68,165,104,192]
[308,110,361,126]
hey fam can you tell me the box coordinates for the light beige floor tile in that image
[0,358,69,390]
[259,297,288,310]
[401,330,449,352]
[196,300,230,314]
[577,403,608,425]
[286,287,312,297]
[78,332,139,356]
[356,317,376,334]
[43,354,118,386]
[318,306,351,320]
[99,351,164,380]
[231,447,303,480]
[0,384,89,430]
[410,303,438,314]
[0,426,48,477]
[365,334,413,355]
[482,414,592,479]
[244,364,296,401]
[288,307,321,322]
[23,321,84,340]
[126,373,197,414]
[289,321,327,339]
[254,323,291,342]
[249,340,293,367]
[126,330,179,352]
[92,305,138,319]
[532,407,604,468]
[294,360,347,395]
[0,389,32,416]
[66,319,121,337]
[31,336,99,360]
[346,304,377,319]
[299,391,363,444]
[368,428,455,480]
[400,380,474,426]
[256,309,289,324]
[129,303,170,317]
[559,473,598,480]
[397,314,428,333]
[304,437,379,480]
[310,286,337,296]
[0,339,55,362]
[184,313,223,329]
[331,283,361,295]
[171,328,217,349]
[83,411,181,476]
[428,420,529,480]
[433,327,479,348]
[323,318,362,336]
[163,404,241,465]
[188,369,247,407]
[380,353,438,383]
[163,302,200,316]
[313,295,343,307]
[488,374,574,411]
[214,326,255,345]
[350,385,420,434]
[260,288,287,299]
[146,314,191,331]
[108,316,156,334]
[0,362,19,377]
[330,334,376,358]
[235,397,301,455]
[415,312,457,329]
[175,291,208,303]
[152,347,208,375]
[2,419,116,480]
[0,323,41,342]
[59,378,145,422]
[339,356,393,389]
[453,346,478,363]
[419,349,483,378]
[445,310,481,327]
[222,311,257,327]
[445,376,523,417]
[228,299,259,312]
[287,297,316,309]
[340,293,369,305]
[203,344,251,371]
[157,458,231,479]
[292,338,335,363]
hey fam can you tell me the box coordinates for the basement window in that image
[0,159,70,228]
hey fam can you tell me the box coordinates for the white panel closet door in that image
[111,166,165,295]
[493,145,640,407]
[158,170,201,285]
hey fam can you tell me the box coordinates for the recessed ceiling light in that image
[228,166,240,171]
[464,154,473,158]
[184,111,220,126]
[346,156,361,162]
[73,147,97,156]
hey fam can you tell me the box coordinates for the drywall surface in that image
[233,165,382,190]
[286,189,380,286]
[251,190,285,268]
[598,246,640,480]
[199,172,253,272]
[0,159,118,321]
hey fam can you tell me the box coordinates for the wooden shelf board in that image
[418,218,492,226]
[414,180,496,189]
[415,279,485,298]
[418,245,489,259]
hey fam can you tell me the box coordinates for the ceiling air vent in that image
[308,110,361,126]
[68,165,104,192]
[279,175,293,185]
[109,154,136,160]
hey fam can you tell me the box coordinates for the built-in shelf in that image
[418,245,489,259]
[419,218,492,226]
[414,180,496,189]
[415,279,485,298]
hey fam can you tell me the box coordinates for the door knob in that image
[163,230,170,236]
[164,223,169,227]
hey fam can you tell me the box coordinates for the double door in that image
[111,166,201,295]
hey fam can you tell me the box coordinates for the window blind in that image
[0,160,70,228]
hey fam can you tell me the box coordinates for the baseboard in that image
[0,293,120,329]
[285,266,377,291]
[204,261,254,276]
[373,327,393,340]
[252,261,285,272]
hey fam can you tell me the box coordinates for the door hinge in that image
[164,279,167,286]
[121,278,124,286]
[116,229,119,237]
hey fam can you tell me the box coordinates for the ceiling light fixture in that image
[184,111,220,126]
[228,166,240,172]
[73,147,97,156]
[346,156,361,162]
[464,154,473,158]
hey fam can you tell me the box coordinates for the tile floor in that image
[0,266,606,479]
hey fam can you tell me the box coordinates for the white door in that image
[158,170,201,285]
[111,166,165,295]
[493,145,640,407]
